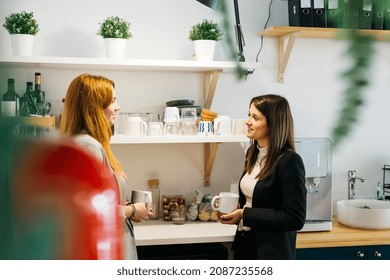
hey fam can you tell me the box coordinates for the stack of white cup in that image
[163,107,180,135]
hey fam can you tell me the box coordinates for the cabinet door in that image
[297,246,368,260]
[367,245,390,260]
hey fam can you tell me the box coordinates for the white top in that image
[238,145,268,231]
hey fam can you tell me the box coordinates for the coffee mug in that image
[214,116,232,135]
[198,120,213,135]
[233,119,247,135]
[131,190,153,208]
[164,107,180,123]
[148,121,163,136]
[125,116,147,137]
[211,192,239,214]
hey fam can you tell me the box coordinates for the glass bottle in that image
[34,72,45,113]
[148,179,160,220]
[19,82,34,116]
[58,98,65,126]
[1,78,19,116]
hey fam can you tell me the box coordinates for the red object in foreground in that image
[12,138,123,259]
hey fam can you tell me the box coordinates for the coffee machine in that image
[295,138,333,232]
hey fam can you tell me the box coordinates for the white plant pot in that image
[10,34,35,56]
[193,40,216,61]
[104,38,127,59]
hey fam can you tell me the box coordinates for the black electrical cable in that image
[256,0,274,62]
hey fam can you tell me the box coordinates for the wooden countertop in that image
[297,217,390,249]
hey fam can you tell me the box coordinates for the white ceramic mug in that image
[214,116,232,135]
[148,121,163,136]
[211,192,239,214]
[125,116,147,137]
[164,107,180,123]
[198,120,213,135]
[233,119,247,135]
[131,190,153,208]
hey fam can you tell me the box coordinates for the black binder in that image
[384,0,390,30]
[313,0,327,27]
[288,0,301,26]
[288,0,314,27]
[372,0,385,29]
[300,0,314,26]
[326,0,341,28]
[341,0,359,28]
[358,0,373,29]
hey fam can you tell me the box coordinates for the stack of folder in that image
[288,0,390,30]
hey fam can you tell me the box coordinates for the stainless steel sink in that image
[337,199,390,230]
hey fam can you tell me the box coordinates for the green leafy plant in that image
[3,11,39,35]
[97,16,132,39]
[331,30,374,148]
[188,19,223,41]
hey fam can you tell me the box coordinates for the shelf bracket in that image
[204,142,220,186]
[203,69,221,109]
[278,31,299,83]
[202,69,221,186]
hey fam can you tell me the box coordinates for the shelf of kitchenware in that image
[111,134,249,187]
[110,134,248,144]
[259,26,390,83]
[0,55,258,186]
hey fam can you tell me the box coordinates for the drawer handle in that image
[374,251,382,258]
[356,251,365,258]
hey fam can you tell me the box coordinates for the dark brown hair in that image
[245,94,295,180]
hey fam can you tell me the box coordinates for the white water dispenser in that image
[295,138,333,232]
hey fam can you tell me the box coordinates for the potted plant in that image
[188,19,223,61]
[2,11,40,56]
[97,16,132,59]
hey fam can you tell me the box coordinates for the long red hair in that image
[60,73,123,175]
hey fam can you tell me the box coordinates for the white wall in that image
[1,0,390,211]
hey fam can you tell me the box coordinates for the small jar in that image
[171,205,186,225]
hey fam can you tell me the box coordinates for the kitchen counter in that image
[297,218,390,249]
[134,217,390,248]
[134,219,236,246]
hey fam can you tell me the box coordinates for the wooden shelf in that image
[259,26,390,40]
[1,116,55,128]
[259,26,390,83]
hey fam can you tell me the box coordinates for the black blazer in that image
[235,148,307,259]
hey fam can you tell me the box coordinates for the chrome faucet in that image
[348,170,367,199]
